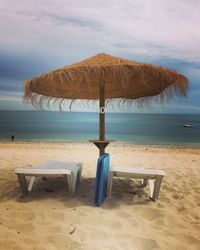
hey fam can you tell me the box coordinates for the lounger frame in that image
[107,167,165,202]
[15,161,82,195]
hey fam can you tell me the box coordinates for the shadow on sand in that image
[0,171,152,209]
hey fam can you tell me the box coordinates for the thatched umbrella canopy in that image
[24,53,188,155]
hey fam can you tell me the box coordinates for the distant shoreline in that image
[1,140,200,151]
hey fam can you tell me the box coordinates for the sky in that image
[0,0,200,113]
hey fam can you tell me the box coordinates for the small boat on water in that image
[183,124,193,128]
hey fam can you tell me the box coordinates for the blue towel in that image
[95,153,110,206]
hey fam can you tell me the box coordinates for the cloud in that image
[0,52,52,80]
[0,91,23,101]
[0,91,27,110]
[0,79,22,93]
[0,0,200,63]
[158,103,200,114]
[0,0,199,113]
[0,100,31,110]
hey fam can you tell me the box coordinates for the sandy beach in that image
[0,142,199,250]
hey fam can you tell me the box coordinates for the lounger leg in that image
[142,178,148,186]
[107,172,113,198]
[66,175,73,194]
[152,176,163,202]
[28,177,36,192]
[78,164,82,183]
[148,179,155,199]
[17,174,28,195]
[77,165,82,184]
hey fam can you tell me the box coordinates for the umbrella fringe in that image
[23,80,187,111]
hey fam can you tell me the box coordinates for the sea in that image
[0,111,200,146]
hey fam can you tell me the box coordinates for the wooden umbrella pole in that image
[99,78,105,155]
[89,75,114,156]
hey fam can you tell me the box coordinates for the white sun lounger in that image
[15,160,82,195]
[107,167,165,202]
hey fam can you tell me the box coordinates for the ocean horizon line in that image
[0,109,200,116]
[1,111,199,146]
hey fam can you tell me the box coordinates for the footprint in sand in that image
[48,211,65,221]
[117,211,132,219]
[176,234,200,247]
[32,242,58,250]
[116,212,138,227]
[17,211,36,221]
[106,220,122,229]
[120,236,158,250]
[33,234,80,250]
[136,207,163,221]
[12,221,35,234]
[48,226,62,234]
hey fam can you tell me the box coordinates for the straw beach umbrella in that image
[24,53,188,155]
